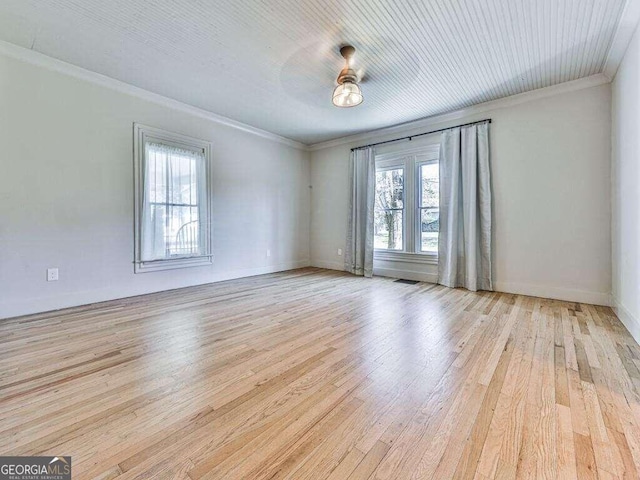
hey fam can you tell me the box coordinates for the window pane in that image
[167,206,200,256]
[375,168,404,209]
[374,167,404,250]
[145,204,166,260]
[147,149,167,203]
[374,210,403,250]
[420,208,439,252]
[420,163,439,208]
[167,153,199,206]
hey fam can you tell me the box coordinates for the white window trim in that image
[133,123,214,273]
[374,144,439,263]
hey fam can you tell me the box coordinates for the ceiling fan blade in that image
[356,67,367,83]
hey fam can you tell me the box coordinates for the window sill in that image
[374,250,438,265]
[134,255,213,273]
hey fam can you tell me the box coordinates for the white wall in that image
[311,83,612,305]
[612,22,640,342]
[0,54,311,319]
[0,48,616,318]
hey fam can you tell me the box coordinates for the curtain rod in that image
[350,118,492,152]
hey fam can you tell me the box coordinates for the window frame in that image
[133,123,214,273]
[374,144,439,264]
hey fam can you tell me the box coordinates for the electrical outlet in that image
[47,268,59,282]
[266,249,271,258]
[337,248,343,256]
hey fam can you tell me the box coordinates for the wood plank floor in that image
[2,268,640,479]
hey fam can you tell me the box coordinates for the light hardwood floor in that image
[1,268,640,479]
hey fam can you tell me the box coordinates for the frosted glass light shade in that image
[332,81,363,107]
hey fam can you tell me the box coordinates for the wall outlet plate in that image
[47,268,59,282]
[337,248,343,256]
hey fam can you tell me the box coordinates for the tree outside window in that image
[374,168,404,250]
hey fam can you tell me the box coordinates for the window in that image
[134,124,213,273]
[374,145,439,257]
[374,167,404,250]
[419,162,439,253]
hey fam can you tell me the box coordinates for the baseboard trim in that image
[493,281,610,306]
[1,259,310,320]
[312,262,610,304]
[311,260,345,271]
[373,266,438,284]
[611,296,640,346]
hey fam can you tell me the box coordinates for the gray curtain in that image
[438,121,492,291]
[345,147,375,277]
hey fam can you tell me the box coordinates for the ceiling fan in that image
[332,45,364,108]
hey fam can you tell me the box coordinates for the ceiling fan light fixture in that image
[332,81,363,107]
[332,45,363,108]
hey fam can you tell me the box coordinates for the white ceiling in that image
[0,0,632,144]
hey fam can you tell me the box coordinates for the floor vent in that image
[394,279,420,285]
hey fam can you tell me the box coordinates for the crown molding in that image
[0,40,308,151]
[603,0,640,79]
[308,73,611,152]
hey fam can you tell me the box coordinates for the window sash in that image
[142,142,206,261]
[374,165,406,251]
[415,157,439,256]
[419,165,439,208]
[149,202,199,208]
